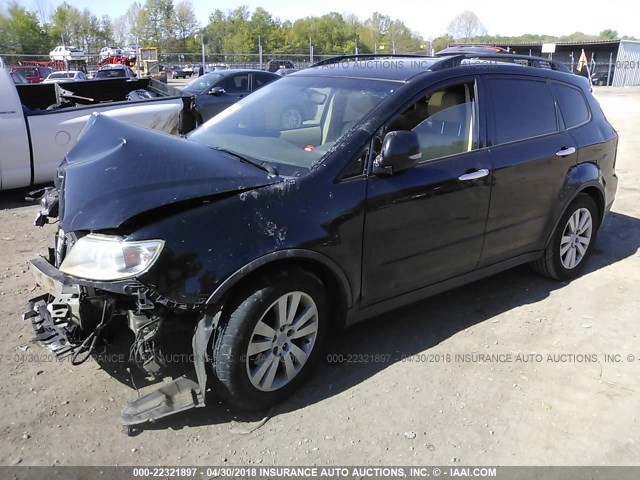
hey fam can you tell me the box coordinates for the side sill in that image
[345,251,541,327]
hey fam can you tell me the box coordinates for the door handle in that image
[555,147,576,157]
[458,168,490,181]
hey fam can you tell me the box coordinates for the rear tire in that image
[531,194,599,280]
[212,268,329,411]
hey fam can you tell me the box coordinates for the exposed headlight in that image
[59,234,164,281]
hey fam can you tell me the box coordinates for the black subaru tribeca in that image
[26,52,618,425]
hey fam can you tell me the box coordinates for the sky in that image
[15,0,640,39]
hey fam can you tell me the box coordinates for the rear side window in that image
[253,72,276,89]
[552,83,590,128]
[488,78,557,145]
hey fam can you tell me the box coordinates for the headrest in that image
[427,90,465,117]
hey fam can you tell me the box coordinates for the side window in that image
[551,83,590,129]
[341,146,369,179]
[387,81,479,162]
[253,73,276,90]
[488,78,557,144]
[223,74,249,93]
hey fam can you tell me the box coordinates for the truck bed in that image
[15,78,184,111]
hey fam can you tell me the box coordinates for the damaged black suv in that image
[26,51,618,426]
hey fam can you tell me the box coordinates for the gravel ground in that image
[0,87,638,467]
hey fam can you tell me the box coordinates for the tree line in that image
[0,1,631,60]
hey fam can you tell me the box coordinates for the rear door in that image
[480,75,578,266]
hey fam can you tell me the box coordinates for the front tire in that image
[213,268,329,410]
[531,194,599,280]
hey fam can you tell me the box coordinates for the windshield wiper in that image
[212,147,278,176]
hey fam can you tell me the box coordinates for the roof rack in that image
[311,51,571,74]
[312,53,430,67]
[430,52,570,72]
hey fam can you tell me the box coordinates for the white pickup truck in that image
[1,57,197,191]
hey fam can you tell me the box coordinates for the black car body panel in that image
[24,53,618,423]
[57,114,278,232]
[48,62,618,314]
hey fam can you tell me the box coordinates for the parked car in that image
[206,64,229,73]
[0,56,198,191]
[182,69,280,122]
[266,59,295,72]
[99,46,123,60]
[168,65,191,79]
[49,45,87,62]
[25,51,617,426]
[275,68,297,76]
[9,65,53,83]
[10,70,29,84]
[43,70,88,83]
[94,64,137,80]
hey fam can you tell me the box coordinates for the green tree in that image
[174,1,200,51]
[0,1,48,55]
[599,29,618,40]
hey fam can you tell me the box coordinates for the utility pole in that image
[309,37,313,63]
[201,33,206,70]
[258,35,263,70]
[355,37,358,55]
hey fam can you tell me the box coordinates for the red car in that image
[10,65,53,83]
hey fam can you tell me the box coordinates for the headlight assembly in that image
[59,234,164,281]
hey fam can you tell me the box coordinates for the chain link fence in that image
[2,51,625,86]
[0,52,337,70]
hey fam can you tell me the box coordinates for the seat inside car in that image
[415,88,471,160]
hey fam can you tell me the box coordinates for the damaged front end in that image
[24,230,211,427]
[20,113,281,428]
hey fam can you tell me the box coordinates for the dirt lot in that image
[0,88,638,467]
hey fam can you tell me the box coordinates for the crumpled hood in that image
[58,113,277,232]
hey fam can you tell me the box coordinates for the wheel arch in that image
[545,180,605,248]
[205,249,353,329]
[579,184,605,227]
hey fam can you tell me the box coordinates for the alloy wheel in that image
[560,207,593,269]
[245,291,319,392]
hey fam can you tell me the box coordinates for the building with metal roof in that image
[449,40,640,86]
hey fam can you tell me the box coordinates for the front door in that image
[361,79,492,305]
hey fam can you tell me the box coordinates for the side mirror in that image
[372,130,422,176]
[208,86,225,96]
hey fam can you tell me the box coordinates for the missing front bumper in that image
[23,294,80,358]
[24,256,212,427]
[24,257,83,358]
